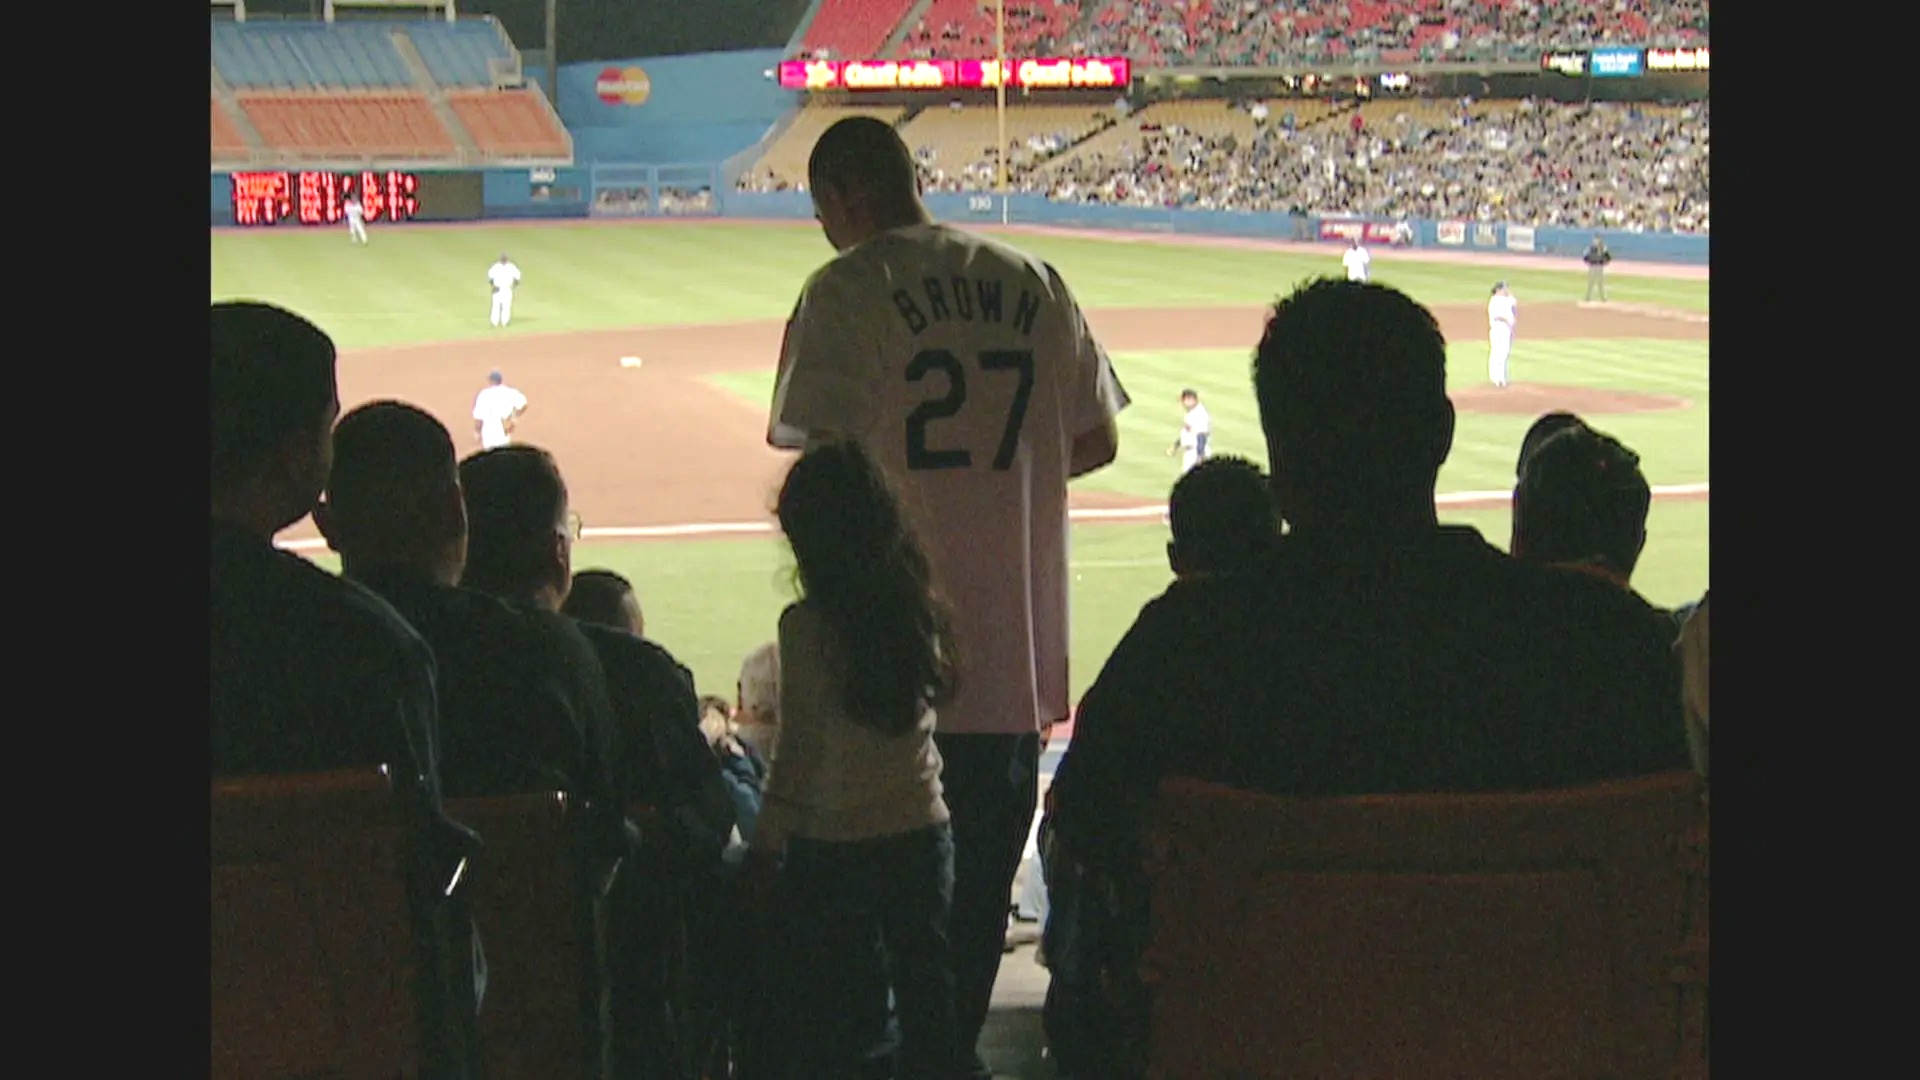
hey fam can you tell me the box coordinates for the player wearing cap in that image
[767,115,1129,1077]
[487,253,522,328]
[471,370,527,450]
[1487,281,1518,388]
[1167,388,1212,476]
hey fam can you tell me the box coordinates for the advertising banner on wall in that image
[1437,221,1467,246]
[777,56,1131,92]
[1645,46,1709,71]
[1589,47,1645,78]
[1473,223,1499,247]
[1506,225,1536,252]
[1317,218,1404,244]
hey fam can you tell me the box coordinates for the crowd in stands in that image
[213,117,1705,1077]
[794,0,1711,66]
[741,96,1709,234]
[1039,96,1707,231]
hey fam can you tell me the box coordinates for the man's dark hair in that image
[1168,456,1277,576]
[562,568,637,631]
[458,446,568,595]
[325,401,458,554]
[1516,411,1589,479]
[1252,279,1452,503]
[808,116,919,204]
[210,301,337,494]
[1514,426,1652,578]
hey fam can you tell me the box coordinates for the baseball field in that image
[211,218,1709,706]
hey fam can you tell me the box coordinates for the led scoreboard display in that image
[227,171,485,226]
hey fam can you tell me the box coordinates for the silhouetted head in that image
[562,568,644,638]
[1252,279,1454,532]
[1167,456,1279,578]
[210,301,341,537]
[457,445,579,608]
[1511,425,1652,584]
[317,400,466,585]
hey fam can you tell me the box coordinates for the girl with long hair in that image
[746,439,964,1079]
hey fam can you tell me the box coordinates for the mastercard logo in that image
[595,66,651,106]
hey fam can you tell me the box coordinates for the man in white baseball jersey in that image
[1488,280,1518,388]
[487,253,522,327]
[767,115,1129,1077]
[1342,236,1371,282]
[344,194,369,245]
[471,370,527,449]
[1167,388,1211,475]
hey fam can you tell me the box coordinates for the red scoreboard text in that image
[230,171,422,226]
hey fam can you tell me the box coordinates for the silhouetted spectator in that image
[565,568,646,638]
[459,445,733,1080]
[1166,455,1280,579]
[1048,279,1690,1077]
[209,301,477,1078]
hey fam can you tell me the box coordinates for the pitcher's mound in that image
[1453,383,1690,415]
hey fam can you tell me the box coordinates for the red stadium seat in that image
[237,90,459,159]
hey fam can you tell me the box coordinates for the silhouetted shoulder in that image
[574,621,697,699]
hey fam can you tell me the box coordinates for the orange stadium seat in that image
[237,90,459,158]
[211,97,248,159]
[446,90,571,158]
[1141,771,1706,1079]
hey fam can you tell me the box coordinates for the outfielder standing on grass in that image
[487,253,521,328]
[344,193,369,245]
[1584,234,1612,302]
[767,115,1129,1079]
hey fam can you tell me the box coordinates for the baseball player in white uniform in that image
[1342,237,1371,282]
[766,116,1129,1074]
[1488,281,1518,388]
[1167,388,1212,475]
[344,194,368,245]
[487,253,522,327]
[472,369,528,449]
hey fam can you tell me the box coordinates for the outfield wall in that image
[723,191,1711,265]
[210,170,1707,265]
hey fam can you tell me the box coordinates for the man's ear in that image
[312,499,340,554]
[1432,399,1456,469]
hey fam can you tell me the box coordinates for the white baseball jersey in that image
[770,222,1130,735]
[1489,293,1517,329]
[344,199,364,223]
[473,383,528,448]
[488,261,522,294]
[1178,403,1211,452]
[1343,246,1371,281]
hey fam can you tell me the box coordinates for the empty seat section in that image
[797,0,916,58]
[238,92,459,158]
[446,91,570,157]
[409,23,511,87]
[212,98,249,158]
[210,22,414,90]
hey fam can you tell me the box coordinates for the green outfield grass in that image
[300,498,1706,704]
[217,221,1707,705]
[212,222,1708,352]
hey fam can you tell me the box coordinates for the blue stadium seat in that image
[406,21,511,87]
[209,20,419,90]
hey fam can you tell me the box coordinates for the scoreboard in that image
[227,171,483,226]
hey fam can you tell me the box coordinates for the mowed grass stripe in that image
[213,224,1708,351]
[295,497,1707,706]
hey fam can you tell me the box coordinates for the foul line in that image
[274,481,1708,552]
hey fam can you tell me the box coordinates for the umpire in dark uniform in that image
[1583,235,1612,302]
